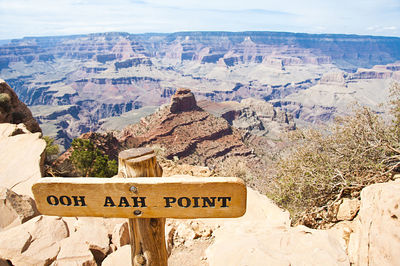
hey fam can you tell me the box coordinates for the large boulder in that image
[348,179,400,265]
[0,123,45,197]
[0,216,69,265]
[52,237,97,266]
[203,188,349,265]
[0,79,41,133]
[0,187,39,231]
[207,224,349,266]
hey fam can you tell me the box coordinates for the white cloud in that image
[0,0,399,39]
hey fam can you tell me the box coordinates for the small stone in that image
[0,187,39,231]
[337,198,360,221]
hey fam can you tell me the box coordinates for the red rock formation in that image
[117,89,253,167]
[0,79,41,133]
[170,88,200,113]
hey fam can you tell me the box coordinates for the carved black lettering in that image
[218,197,231,207]
[72,196,86,207]
[202,197,216,208]
[164,197,176,208]
[59,196,72,206]
[118,197,131,207]
[131,197,147,208]
[192,197,200,208]
[104,196,116,207]
[47,195,59,206]
[178,197,191,208]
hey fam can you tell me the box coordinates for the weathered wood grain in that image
[31,176,247,218]
[120,148,165,266]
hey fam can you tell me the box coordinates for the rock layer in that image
[0,79,41,133]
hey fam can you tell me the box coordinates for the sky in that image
[0,0,400,40]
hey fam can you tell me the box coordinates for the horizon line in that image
[2,30,400,42]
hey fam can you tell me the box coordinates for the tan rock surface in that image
[69,220,110,261]
[0,215,69,265]
[0,187,38,231]
[175,188,348,266]
[111,221,130,248]
[52,234,97,266]
[0,123,30,137]
[0,123,45,197]
[207,224,349,266]
[337,198,360,221]
[102,245,131,266]
[348,179,400,265]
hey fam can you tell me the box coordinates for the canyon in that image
[1,31,400,148]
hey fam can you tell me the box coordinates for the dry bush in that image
[268,83,400,223]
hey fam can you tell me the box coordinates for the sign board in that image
[32,176,247,219]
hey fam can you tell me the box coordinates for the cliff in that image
[2,32,399,146]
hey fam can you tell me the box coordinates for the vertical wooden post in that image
[118,147,168,266]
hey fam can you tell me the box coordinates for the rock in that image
[0,229,32,260]
[203,188,348,266]
[57,217,125,264]
[348,179,400,265]
[170,88,199,113]
[167,188,293,265]
[161,161,213,177]
[70,220,110,262]
[320,72,347,84]
[336,198,360,221]
[0,259,10,266]
[233,186,291,226]
[198,98,295,138]
[0,123,30,137]
[0,215,69,265]
[52,234,97,266]
[111,222,130,248]
[0,123,45,196]
[102,245,131,266]
[0,187,39,231]
[206,224,349,266]
[0,80,41,133]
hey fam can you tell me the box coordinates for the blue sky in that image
[0,0,399,39]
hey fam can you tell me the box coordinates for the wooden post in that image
[118,147,167,266]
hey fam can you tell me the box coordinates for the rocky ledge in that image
[0,80,41,133]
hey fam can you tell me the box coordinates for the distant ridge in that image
[2,30,400,69]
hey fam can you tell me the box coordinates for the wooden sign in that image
[32,176,247,219]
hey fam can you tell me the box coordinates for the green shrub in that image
[70,138,117,177]
[43,136,60,163]
[268,83,400,223]
[0,93,11,111]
